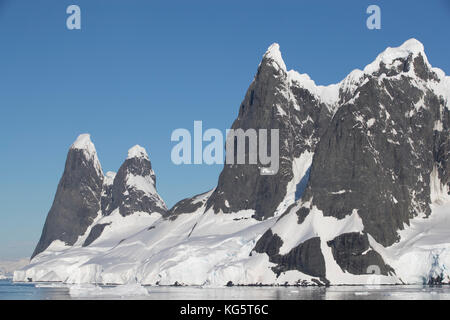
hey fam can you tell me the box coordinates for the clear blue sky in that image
[1,0,449,259]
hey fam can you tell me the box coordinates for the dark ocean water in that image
[1,279,450,300]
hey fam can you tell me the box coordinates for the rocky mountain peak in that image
[71,133,96,152]
[261,43,287,73]
[85,146,167,246]
[32,136,168,258]
[362,38,438,82]
[70,134,103,176]
[32,134,104,259]
[127,145,150,161]
[104,145,167,217]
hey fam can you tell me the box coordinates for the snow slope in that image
[377,169,450,284]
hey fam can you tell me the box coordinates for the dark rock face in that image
[254,230,326,278]
[206,45,333,220]
[296,207,310,224]
[272,237,326,278]
[253,229,284,257]
[32,142,104,259]
[413,54,439,82]
[327,232,393,275]
[83,223,111,247]
[100,172,115,215]
[33,142,169,257]
[166,190,210,220]
[82,149,168,246]
[434,108,450,192]
[303,64,448,246]
[105,155,167,217]
[251,40,449,280]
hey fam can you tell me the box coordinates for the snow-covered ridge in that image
[126,174,157,196]
[265,38,449,109]
[71,133,97,155]
[127,145,149,160]
[363,38,426,74]
[263,43,287,72]
[124,146,167,211]
[360,38,449,109]
[287,70,340,106]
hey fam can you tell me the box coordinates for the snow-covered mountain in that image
[31,134,105,259]
[15,39,449,286]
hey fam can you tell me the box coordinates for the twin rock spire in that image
[32,134,167,259]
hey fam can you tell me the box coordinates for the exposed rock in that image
[166,190,211,220]
[327,232,393,275]
[303,54,448,246]
[32,134,104,259]
[83,223,111,247]
[254,230,326,278]
[105,145,167,217]
[101,171,116,215]
[206,43,333,220]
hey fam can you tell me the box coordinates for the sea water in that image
[1,279,450,300]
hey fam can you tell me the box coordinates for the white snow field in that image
[14,39,450,286]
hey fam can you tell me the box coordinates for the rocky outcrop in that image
[32,134,104,259]
[167,190,211,221]
[100,171,116,215]
[105,145,167,217]
[254,39,449,280]
[327,233,393,275]
[254,230,326,278]
[302,39,449,246]
[33,140,168,258]
[82,145,167,247]
[206,44,334,220]
[82,223,111,247]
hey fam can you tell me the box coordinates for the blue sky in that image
[0,0,449,259]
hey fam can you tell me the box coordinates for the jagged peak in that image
[360,38,449,109]
[262,43,287,72]
[71,133,96,153]
[127,145,149,161]
[258,39,447,111]
[363,38,428,74]
[70,133,103,175]
[399,38,425,53]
